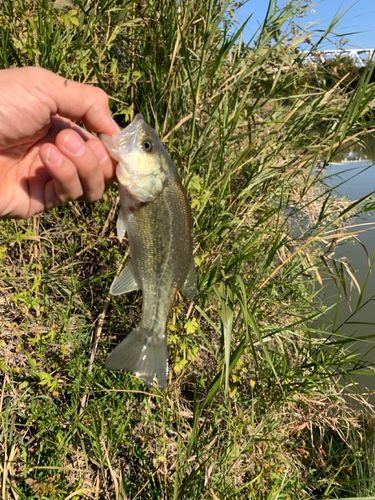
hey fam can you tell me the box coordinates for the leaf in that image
[194,256,202,266]
[168,333,178,344]
[174,356,186,373]
[189,175,202,192]
[229,384,238,398]
[184,318,198,334]
[191,198,201,210]
[61,345,69,357]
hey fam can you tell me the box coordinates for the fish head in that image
[100,114,169,202]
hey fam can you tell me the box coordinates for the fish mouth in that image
[112,113,145,152]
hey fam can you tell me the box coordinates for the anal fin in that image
[110,260,140,295]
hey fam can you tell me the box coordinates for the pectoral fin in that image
[116,208,127,243]
[179,255,197,301]
[110,261,140,295]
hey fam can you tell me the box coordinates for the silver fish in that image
[101,114,197,389]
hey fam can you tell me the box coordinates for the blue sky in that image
[238,0,375,50]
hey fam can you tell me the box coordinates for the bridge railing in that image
[300,49,375,67]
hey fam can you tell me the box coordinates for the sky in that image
[237,0,375,50]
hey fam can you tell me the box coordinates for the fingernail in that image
[92,142,109,164]
[64,132,85,155]
[46,146,62,166]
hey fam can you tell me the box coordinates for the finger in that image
[40,131,108,207]
[55,130,108,202]
[89,140,117,189]
[45,115,94,144]
[40,144,84,209]
[41,117,117,182]
[33,68,121,136]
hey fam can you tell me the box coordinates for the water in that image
[321,139,375,397]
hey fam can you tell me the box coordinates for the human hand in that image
[0,66,120,219]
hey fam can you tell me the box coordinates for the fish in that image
[100,113,197,390]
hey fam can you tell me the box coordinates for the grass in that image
[2,0,375,498]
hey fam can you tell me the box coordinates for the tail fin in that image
[105,327,168,389]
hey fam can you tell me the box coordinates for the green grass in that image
[2,0,375,498]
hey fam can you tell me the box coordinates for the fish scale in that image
[100,114,197,389]
[129,178,190,335]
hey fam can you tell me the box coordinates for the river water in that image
[321,138,375,397]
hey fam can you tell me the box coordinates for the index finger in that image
[31,67,121,136]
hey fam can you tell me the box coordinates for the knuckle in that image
[92,87,108,105]
[84,187,104,203]
[62,169,79,185]
[58,186,83,204]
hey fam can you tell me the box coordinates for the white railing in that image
[301,49,375,67]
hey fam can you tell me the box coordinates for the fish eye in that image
[142,140,153,152]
